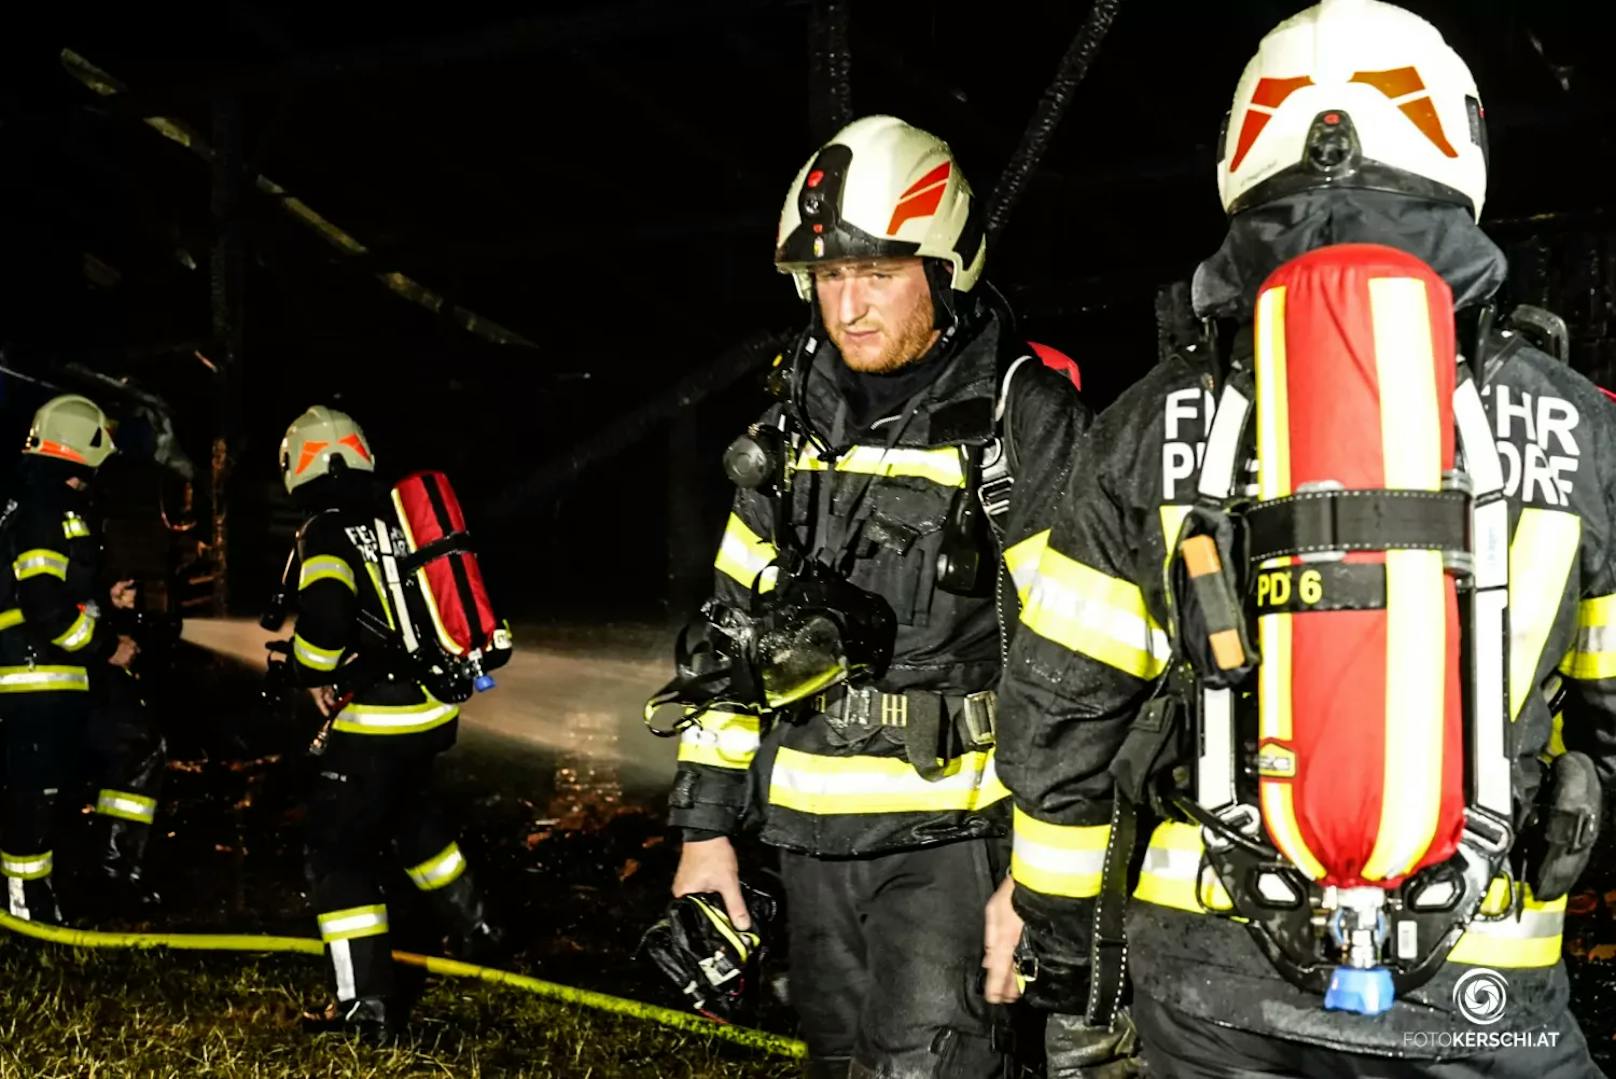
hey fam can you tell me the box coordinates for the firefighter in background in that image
[277,405,501,1042]
[0,394,138,923]
[84,632,167,912]
[666,116,1090,1077]
[986,1,1610,1075]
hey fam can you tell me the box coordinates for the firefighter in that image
[0,394,138,923]
[665,115,1090,1077]
[988,1,1610,1076]
[277,405,502,1042]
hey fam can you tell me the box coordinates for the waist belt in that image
[812,684,997,752]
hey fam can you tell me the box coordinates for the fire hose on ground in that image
[0,910,805,1059]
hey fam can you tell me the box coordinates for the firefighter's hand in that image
[672,836,751,930]
[983,875,1024,1004]
[308,686,339,717]
[110,579,138,610]
[108,635,139,669]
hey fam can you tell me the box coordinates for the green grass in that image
[0,936,798,1078]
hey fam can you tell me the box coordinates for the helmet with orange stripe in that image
[23,394,116,470]
[774,115,986,302]
[279,405,375,494]
[1217,0,1489,221]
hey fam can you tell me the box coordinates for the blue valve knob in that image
[473,674,496,693]
[1324,966,1394,1015]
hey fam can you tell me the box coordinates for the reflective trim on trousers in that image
[96,789,157,824]
[0,666,90,693]
[406,842,468,891]
[317,904,389,942]
[1,850,53,881]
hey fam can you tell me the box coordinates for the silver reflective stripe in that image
[1,851,52,879]
[0,669,89,691]
[1197,385,1249,501]
[318,906,389,940]
[1141,846,1200,880]
[1198,687,1236,811]
[1472,588,1512,814]
[331,939,356,1001]
[337,704,457,731]
[293,635,342,671]
[1010,834,1107,880]
[1454,379,1505,497]
[54,611,95,651]
[96,790,157,824]
[1467,907,1565,942]
[13,552,67,579]
[406,844,467,891]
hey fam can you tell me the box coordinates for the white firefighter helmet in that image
[280,405,375,494]
[23,394,116,469]
[1217,0,1488,220]
[775,115,986,300]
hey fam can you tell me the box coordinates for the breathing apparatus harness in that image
[645,292,1031,750]
[1069,293,1599,1027]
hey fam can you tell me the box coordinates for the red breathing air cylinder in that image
[392,471,504,693]
[1253,243,1464,892]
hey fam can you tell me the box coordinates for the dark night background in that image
[2,0,1615,625]
[4,1,1616,1067]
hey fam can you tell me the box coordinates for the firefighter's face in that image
[813,258,939,374]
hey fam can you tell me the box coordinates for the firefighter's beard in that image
[828,298,940,374]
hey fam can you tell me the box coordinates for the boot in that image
[430,874,509,965]
[301,996,404,1046]
[96,817,162,912]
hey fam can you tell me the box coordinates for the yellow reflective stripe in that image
[1449,881,1564,968]
[1,850,53,881]
[1004,530,1048,607]
[51,609,96,652]
[0,666,90,692]
[292,633,343,671]
[1021,546,1169,679]
[1159,505,1192,573]
[332,699,459,736]
[406,842,467,891]
[767,747,1008,815]
[714,513,779,594]
[1133,822,1232,913]
[794,444,967,488]
[0,608,22,631]
[1510,509,1581,716]
[96,789,157,824]
[317,904,389,942]
[1255,284,1290,501]
[61,514,91,539]
[1561,593,1616,681]
[1361,278,1450,883]
[1254,281,1323,872]
[13,549,68,581]
[677,708,762,770]
[1010,806,1107,899]
[299,555,357,594]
